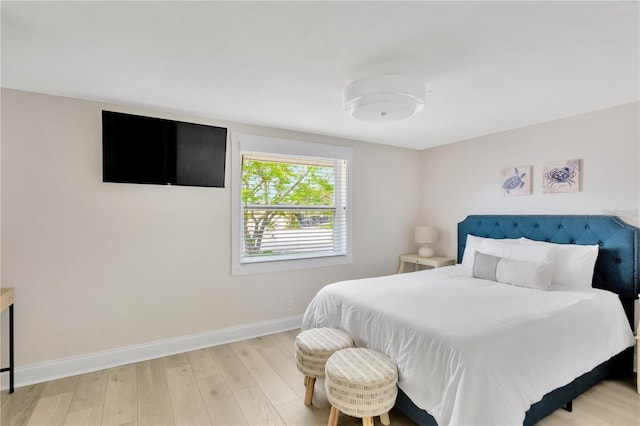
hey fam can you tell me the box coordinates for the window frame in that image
[231,133,353,275]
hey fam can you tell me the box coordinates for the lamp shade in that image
[415,226,438,244]
[344,75,425,122]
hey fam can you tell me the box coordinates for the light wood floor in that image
[1,329,639,425]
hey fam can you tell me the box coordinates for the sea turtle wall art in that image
[501,166,531,196]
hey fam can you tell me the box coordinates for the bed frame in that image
[395,215,639,426]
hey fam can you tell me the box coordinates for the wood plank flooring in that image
[1,329,639,425]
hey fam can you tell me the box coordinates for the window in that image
[231,133,352,275]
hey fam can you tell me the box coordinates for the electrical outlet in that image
[286,294,294,306]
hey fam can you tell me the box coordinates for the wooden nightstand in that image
[397,254,456,273]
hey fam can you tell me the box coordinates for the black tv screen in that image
[102,111,227,187]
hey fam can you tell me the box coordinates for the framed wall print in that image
[501,166,531,196]
[543,159,581,193]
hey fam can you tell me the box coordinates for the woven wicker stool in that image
[295,328,355,406]
[325,347,398,426]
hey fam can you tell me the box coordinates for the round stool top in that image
[296,328,354,355]
[325,347,397,385]
[324,348,398,419]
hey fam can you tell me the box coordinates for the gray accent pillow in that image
[473,251,553,290]
[473,252,500,281]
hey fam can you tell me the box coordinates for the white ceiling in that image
[2,1,638,150]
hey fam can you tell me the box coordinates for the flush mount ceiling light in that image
[343,75,425,122]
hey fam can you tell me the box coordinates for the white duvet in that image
[301,265,635,426]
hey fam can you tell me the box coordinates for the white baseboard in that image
[1,314,302,390]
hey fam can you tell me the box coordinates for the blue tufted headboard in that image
[458,215,639,324]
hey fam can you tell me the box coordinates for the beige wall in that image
[1,89,421,367]
[3,88,638,376]
[420,102,640,259]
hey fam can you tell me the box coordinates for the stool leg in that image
[327,406,339,426]
[380,412,390,425]
[304,377,316,405]
[362,417,374,426]
[304,375,308,386]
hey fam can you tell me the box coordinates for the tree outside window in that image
[241,154,341,259]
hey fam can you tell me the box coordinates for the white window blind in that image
[231,133,352,275]
[241,153,348,263]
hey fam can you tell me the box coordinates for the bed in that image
[301,215,638,426]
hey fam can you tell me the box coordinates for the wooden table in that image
[397,254,456,273]
[1,288,14,393]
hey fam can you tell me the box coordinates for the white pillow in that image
[473,252,553,290]
[461,235,519,269]
[518,238,599,288]
[481,239,557,263]
[461,235,483,269]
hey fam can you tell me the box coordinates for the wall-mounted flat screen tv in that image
[102,111,227,188]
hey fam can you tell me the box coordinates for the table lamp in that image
[415,226,438,257]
